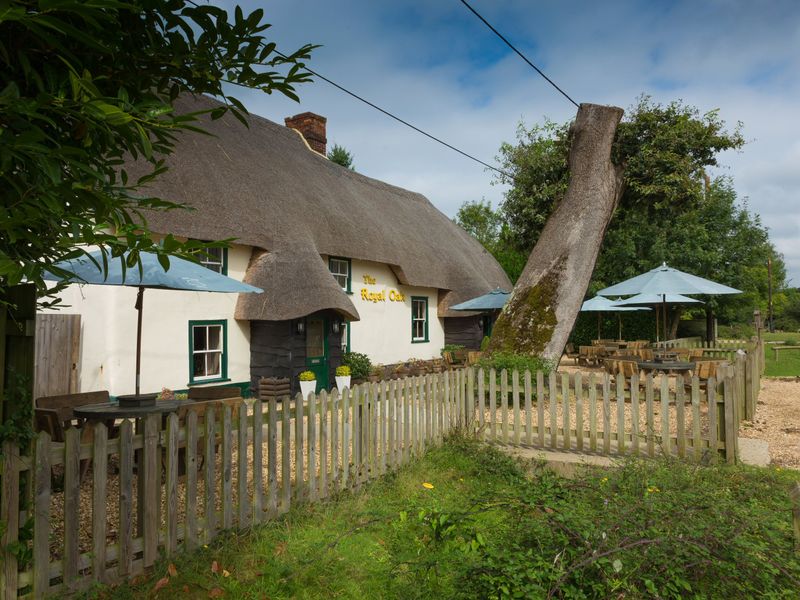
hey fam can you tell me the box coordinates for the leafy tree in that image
[327,143,355,170]
[1,0,316,306]
[454,200,526,284]
[494,96,783,330]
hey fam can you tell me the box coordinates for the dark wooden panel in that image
[444,316,483,350]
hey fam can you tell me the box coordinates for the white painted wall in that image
[41,246,252,397]
[347,259,445,365]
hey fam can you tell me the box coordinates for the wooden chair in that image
[564,343,579,364]
[443,351,467,370]
[467,351,483,366]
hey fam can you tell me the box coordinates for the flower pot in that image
[335,375,351,390]
[299,380,316,398]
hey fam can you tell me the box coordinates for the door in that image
[305,317,328,392]
[34,314,81,398]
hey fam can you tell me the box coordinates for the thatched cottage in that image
[51,95,510,397]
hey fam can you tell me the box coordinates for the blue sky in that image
[219,0,800,285]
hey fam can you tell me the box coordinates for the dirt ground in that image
[738,377,800,469]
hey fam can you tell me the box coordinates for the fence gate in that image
[34,314,81,398]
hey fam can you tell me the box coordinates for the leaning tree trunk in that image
[488,103,625,362]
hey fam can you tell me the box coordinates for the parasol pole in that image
[597,313,601,340]
[662,294,668,344]
[618,314,622,340]
[135,286,144,397]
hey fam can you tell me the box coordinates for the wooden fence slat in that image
[374,382,381,472]
[562,372,571,450]
[268,397,278,515]
[63,428,80,588]
[615,375,625,455]
[724,371,737,464]
[205,406,217,541]
[478,368,485,435]
[380,382,388,473]
[588,374,597,452]
[512,369,521,445]
[238,403,250,528]
[489,369,497,442]
[630,374,639,456]
[222,406,233,529]
[549,371,558,449]
[1,441,20,600]
[165,413,179,556]
[353,385,362,482]
[308,391,317,502]
[708,379,718,462]
[143,414,159,567]
[524,370,533,446]
[602,374,611,455]
[467,367,475,429]
[92,423,108,581]
[320,390,329,497]
[660,376,670,457]
[500,369,509,443]
[645,375,655,457]
[331,389,340,487]
[185,412,198,549]
[691,378,702,461]
[33,432,51,598]
[281,398,292,511]
[253,400,264,521]
[343,388,351,488]
[537,371,545,447]
[575,372,584,451]
[431,375,439,444]
[387,382,396,467]
[676,379,686,459]
[403,379,410,463]
[295,393,305,500]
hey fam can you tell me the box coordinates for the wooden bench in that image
[443,350,468,369]
[35,390,111,443]
[772,345,800,361]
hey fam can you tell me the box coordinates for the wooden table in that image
[638,360,695,376]
[74,400,184,537]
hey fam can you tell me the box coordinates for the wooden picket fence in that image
[0,349,761,598]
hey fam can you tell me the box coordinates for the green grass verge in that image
[762,331,800,377]
[92,438,800,599]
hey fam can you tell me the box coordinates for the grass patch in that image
[762,332,800,377]
[93,438,800,599]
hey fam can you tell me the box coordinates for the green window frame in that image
[191,241,228,275]
[411,296,429,343]
[188,319,229,385]
[341,321,351,353]
[328,256,352,294]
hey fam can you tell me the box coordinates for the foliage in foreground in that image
[100,438,800,599]
[1,1,315,306]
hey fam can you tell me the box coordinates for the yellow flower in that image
[222,569,230,578]
[600,477,608,484]
[646,485,660,494]
[422,482,434,489]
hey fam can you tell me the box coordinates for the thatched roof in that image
[136,94,511,321]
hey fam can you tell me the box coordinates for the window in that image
[328,256,351,293]
[411,297,429,343]
[189,320,228,383]
[341,321,351,353]
[196,246,227,274]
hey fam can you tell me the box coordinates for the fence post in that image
[744,350,755,420]
[1,441,19,600]
[791,483,800,552]
[722,366,737,464]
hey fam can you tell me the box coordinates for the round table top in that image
[74,400,183,420]
[638,361,695,372]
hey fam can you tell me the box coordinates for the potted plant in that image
[369,364,383,383]
[343,351,371,385]
[335,365,352,390]
[408,358,425,377]
[298,370,316,398]
[393,362,409,380]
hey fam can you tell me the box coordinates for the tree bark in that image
[487,103,624,362]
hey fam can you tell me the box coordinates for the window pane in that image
[306,318,325,357]
[193,326,207,351]
[206,351,221,377]
[207,325,221,350]
[334,274,347,288]
[193,353,206,377]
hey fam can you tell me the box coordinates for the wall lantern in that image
[331,319,341,334]
[296,320,305,335]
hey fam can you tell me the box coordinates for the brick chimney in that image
[284,112,327,155]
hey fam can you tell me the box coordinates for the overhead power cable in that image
[275,51,514,180]
[459,0,580,109]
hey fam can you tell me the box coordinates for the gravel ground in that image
[738,377,800,469]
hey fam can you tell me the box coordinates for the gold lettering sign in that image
[359,288,406,303]
[362,274,376,285]
[389,290,406,302]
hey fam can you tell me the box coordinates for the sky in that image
[219,0,800,285]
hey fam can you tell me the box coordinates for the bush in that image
[298,370,316,382]
[480,336,491,351]
[478,351,553,375]
[342,351,371,380]
[335,365,351,377]
[440,344,465,357]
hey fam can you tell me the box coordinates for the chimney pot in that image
[284,112,327,155]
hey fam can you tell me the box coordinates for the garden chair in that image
[564,343,579,364]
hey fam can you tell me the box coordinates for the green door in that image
[305,317,328,392]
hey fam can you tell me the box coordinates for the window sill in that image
[411,339,429,344]
[187,378,231,387]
